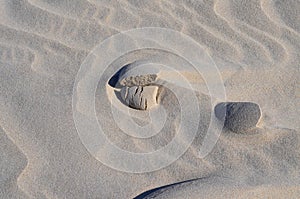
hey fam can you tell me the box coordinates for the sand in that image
[0,0,299,198]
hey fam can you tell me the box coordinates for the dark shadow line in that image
[133,177,205,199]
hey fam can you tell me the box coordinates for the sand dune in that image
[0,0,299,198]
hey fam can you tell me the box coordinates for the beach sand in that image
[0,0,299,198]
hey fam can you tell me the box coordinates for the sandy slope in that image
[0,0,299,198]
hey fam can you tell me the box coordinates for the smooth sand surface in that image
[0,0,299,198]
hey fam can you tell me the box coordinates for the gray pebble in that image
[214,102,261,133]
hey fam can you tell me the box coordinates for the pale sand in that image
[0,0,299,198]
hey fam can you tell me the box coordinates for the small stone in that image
[214,102,261,133]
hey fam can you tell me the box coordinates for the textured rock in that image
[214,102,261,133]
[119,74,158,87]
[108,61,160,88]
[110,61,161,110]
[120,85,159,110]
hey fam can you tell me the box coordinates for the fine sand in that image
[0,0,299,199]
